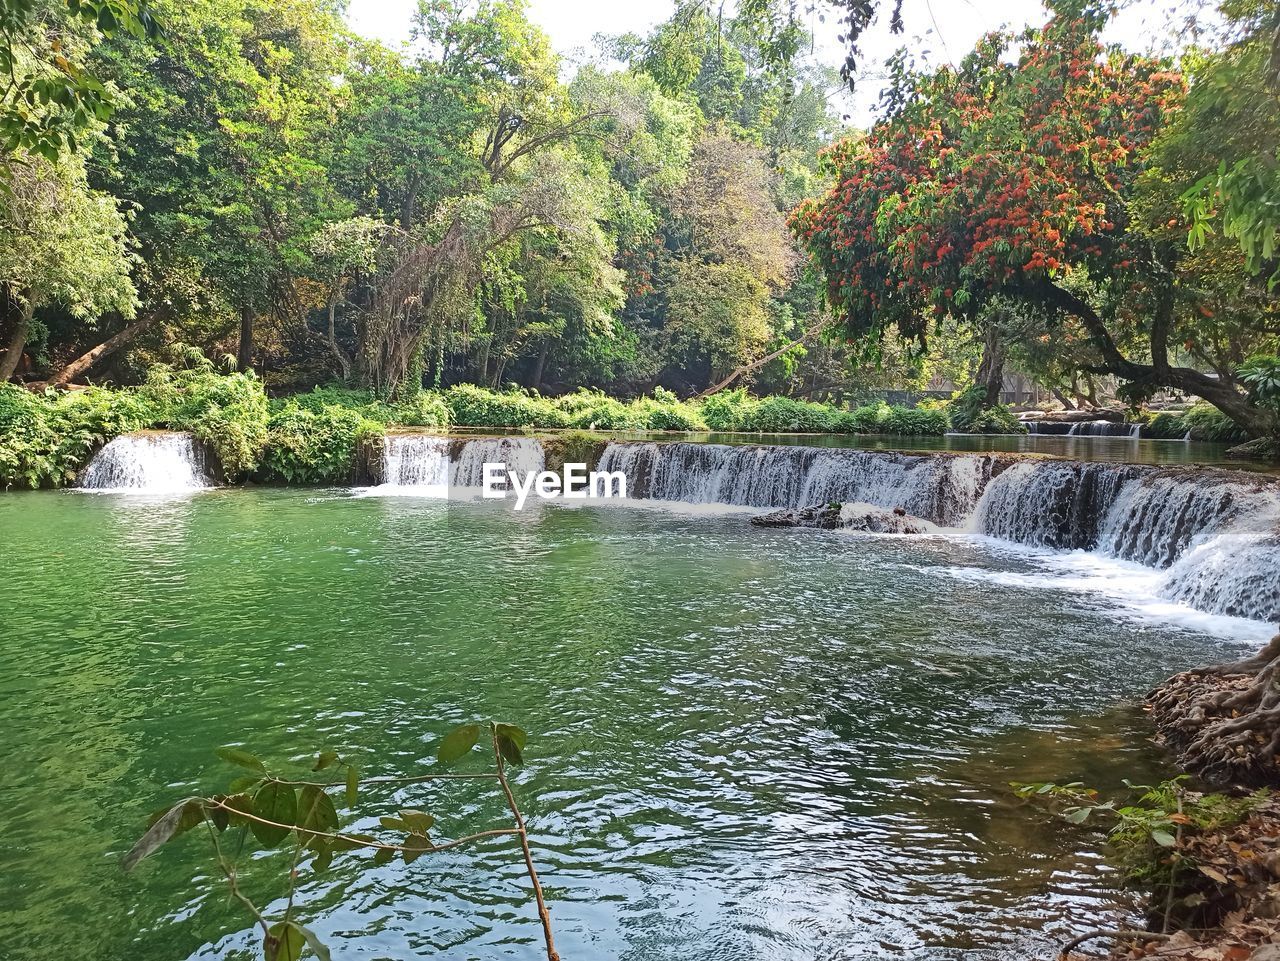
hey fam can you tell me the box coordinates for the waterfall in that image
[972,459,1280,622]
[1024,420,1139,438]
[373,435,545,496]
[969,461,1139,549]
[381,435,450,491]
[79,432,212,492]
[595,442,995,525]
[451,437,545,489]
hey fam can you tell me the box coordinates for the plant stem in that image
[491,724,560,961]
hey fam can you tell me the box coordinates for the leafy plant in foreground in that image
[124,722,556,961]
[1013,777,1267,930]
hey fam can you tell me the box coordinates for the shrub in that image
[842,403,890,433]
[882,406,951,435]
[260,403,384,484]
[629,387,706,431]
[1142,411,1188,439]
[558,391,641,430]
[391,391,450,428]
[698,388,758,431]
[740,395,835,432]
[1182,402,1249,443]
[138,364,270,479]
[946,384,1022,434]
[445,384,569,428]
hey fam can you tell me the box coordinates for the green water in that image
[0,489,1248,961]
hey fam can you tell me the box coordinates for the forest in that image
[0,0,1273,454]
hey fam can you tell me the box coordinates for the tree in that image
[1181,2,1280,287]
[792,4,1278,439]
[0,0,158,165]
[0,150,136,379]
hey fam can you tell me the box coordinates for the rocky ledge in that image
[750,501,934,534]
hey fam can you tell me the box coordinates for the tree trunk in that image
[1049,386,1076,410]
[1149,634,1280,788]
[50,315,156,386]
[325,300,351,381]
[696,319,831,399]
[975,327,1006,407]
[237,305,254,372]
[0,298,34,381]
[531,341,549,391]
[1040,280,1277,439]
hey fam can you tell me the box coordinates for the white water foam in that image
[78,432,212,493]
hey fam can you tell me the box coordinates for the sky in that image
[344,0,1198,126]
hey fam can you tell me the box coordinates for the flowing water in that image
[79,432,213,492]
[0,477,1274,961]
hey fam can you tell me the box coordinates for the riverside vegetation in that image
[0,365,962,489]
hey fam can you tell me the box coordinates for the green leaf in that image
[296,786,339,847]
[251,782,297,849]
[372,846,395,866]
[437,723,481,764]
[123,798,203,871]
[1151,829,1177,848]
[310,841,334,873]
[494,723,526,766]
[328,832,376,852]
[229,775,264,793]
[295,923,332,961]
[401,833,432,865]
[398,809,434,836]
[493,723,527,750]
[345,766,359,809]
[313,751,339,772]
[216,747,267,773]
[264,921,305,961]
[1063,806,1091,824]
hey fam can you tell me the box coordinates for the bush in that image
[445,384,569,428]
[558,390,642,430]
[391,391,450,428]
[629,387,706,431]
[138,364,270,479]
[945,384,1023,434]
[1142,411,1188,439]
[738,395,835,432]
[882,406,951,435]
[840,402,890,433]
[1181,403,1249,443]
[698,388,758,431]
[260,403,384,484]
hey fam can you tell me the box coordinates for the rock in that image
[751,502,933,534]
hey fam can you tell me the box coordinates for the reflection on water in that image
[0,490,1241,961]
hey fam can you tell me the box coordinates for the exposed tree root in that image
[1148,634,1280,789]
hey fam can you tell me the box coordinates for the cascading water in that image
[594,442,996,526]
[450,437,545,489]
[1024,420,1140,438]
[380,435,450,491]
[371,434,545,497]
[971,460,1280,622]
[79,432,212,492]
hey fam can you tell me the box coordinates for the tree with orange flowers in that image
[792,1,1278,440]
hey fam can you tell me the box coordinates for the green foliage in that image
[444,384,569,429]
[1239,355,1280,408]
[739,395,835,432]
[136,364,270,479]
[630,386,707,431]
[125,723,543,961]
[261,403,383,485]
[1181,402,1249,443]
[1014,777,1268,921]
[946,385,1026,435]
[881,406,950,436]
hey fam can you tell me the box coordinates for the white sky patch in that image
[344,0,1207,127]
